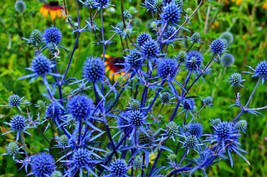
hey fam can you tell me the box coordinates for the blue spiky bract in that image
[117,112,131,133]
[11,115,25,131]
[137,33,152,46]
[255,61,267,80]
[228,73,244,86]
[214,122,232,140]
[110,159,128,176]
[202,96,213,107]
[96,0,109,6]
[185,50,203,71]
[31,54,51,75]
[163,26,177,40]
[162,3,181,24]
[190,32,201,43]
[9,94,21,107]
[43,26,62,44]
[129,110,145,126]
[73,148,92,168]
[82,56,105,83]
[141,40,159,59]
[125,50,143,72]
[161,92,171,104]
[157,58,178,79]
[183,98,195,110]
[7,142,19,156]
[66,95,94,120]
[210,39,225,54]
[31,153,56,177]
[145,0,155,10]
[46,102,62,120]
[163,0,172,6]
[188,123,203,138]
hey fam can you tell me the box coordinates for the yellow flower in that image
[262,1,267,11]
[40,1,67,21]
[212,21,220,29]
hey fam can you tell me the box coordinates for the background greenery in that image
[0,0,266,176]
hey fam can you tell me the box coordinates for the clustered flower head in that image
[129,110,145,126]
[31,153,56,177]
[109,159,128,177]
[137,33,152,46]
[161,92,171,104]
[8,94,21,107]
[220,31,234,45]
[202,96,213,107]
[31,54,52,76]
[185,50,203,71]
[254,61,267,82]
[190,32,201,43]
[138,129,154,146]
[183,98,195,110]
[43,26,62,44]
[124,50,143,72]
[157,58,178,79]
[141,39,159,59]
[210,39,225,54]
[15,0,26,13]
[29,29,43,46]
[46,102,62,120]
[221,53,235,67]
[66,95,94,120]
[82,56,105,83]
[227,72,245,87]
[162,3,181,24]
[176,50,187,62]
[188,122,203,138]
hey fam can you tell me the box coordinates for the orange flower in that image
[211,21,219,29]
[102,54,127,81]
[262,1,267,11]
[40,1,67,21]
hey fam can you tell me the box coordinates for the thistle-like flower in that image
[162,3,181,24]
[188,122,203,138]
[43,26,62,44]
[227,73,245,87]
[210,39,225,54]
[31,153,56,177]
[221,53,235,67]
[157,58,178,79]
[137,33,152,46]
[141,39,159,59]
[2,142,23,160]
[15,0,26,13]
[190,32,201,43]
[220,31,234,45]
[202,96,213,107]
[82,56,105,83]
[185,50,203,71]
[246,61,267,83]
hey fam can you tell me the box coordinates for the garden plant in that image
[0,0,266,177]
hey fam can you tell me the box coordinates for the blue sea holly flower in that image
[185,50,203,71]
[220,53,235,67]
[0,94,28,110]
[46,102,63,126]
[83,56,105,83]
[66,95,94,120]
[18,54,61,83]
[157,58,178,79]
[64,148,101,176]
[202,96,213,107]
[210,39,225,54]
[22,29,44,47]
[144,0,155,11]
[163,26,178,43]
[227,73,245,87]
[188,123,203,138]
[234,120,247,133]
[124,50,143,74]
[137,33,152,47]
[31,153,56,177]
[104,159,129,177]
[246,61,267,84]
[183,98,195,111]
[220,31,234,45]
[2,142,23,160]
[79,0,97,9]
[3,115,30,141]
[138,129,154,146]
[190,32,201,43]
[43,26,62,44]
[162,3,181,25]
[163,0,173,6]
[141,39,159,59]
[95,0,109,7]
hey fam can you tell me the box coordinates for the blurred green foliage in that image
[0,0,266,176]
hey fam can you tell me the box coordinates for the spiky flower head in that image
[129,110,145,126]
[9,94,21,107]
[190,32,201,43]
[210,39,225,54]
[185,50,203,71]
[157,58,178,79]
[73,148,93,168]
[161,92,171,104]
[123,10,131,19]
[47,43,58,54]
[235,120,247,133]
[214,122,232,140]
[154,0,164,13]
[15,0,26,13]
[51,171,63,177]
[184,135,197,149]
[162,3,181,24]
[228,73,245,87]
[174,0,183,9]
[221,53,235,67]
[188,123,203,138]
[220,31,233,44]
[80,0,97,8]
[138,129,154,146]
[11,115,25,131]
[176,51,187,62]
[202,96,213,107]
[59,135,69,147]
[130,100,140,110]
[30,29,43,45]
[6,142,20,157]
[117,112,131,133]
[95,0,109,6]
[43,26,62,44]
[110,159,128,176]
[210,118,221,126]
[66,95,94,120]
[125,50,143,72]
[31,54,52,75]
[133,157,143,168]
[141,39,159,59]
[183,98,195,110]
[36,100,46,110]
[163,26,177,41]
[46,102,62,120]
[82,56,105,83]
[31,153,56,177]
[166,121,179,137]
[254,61,267,81]
[182,125,189,133]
